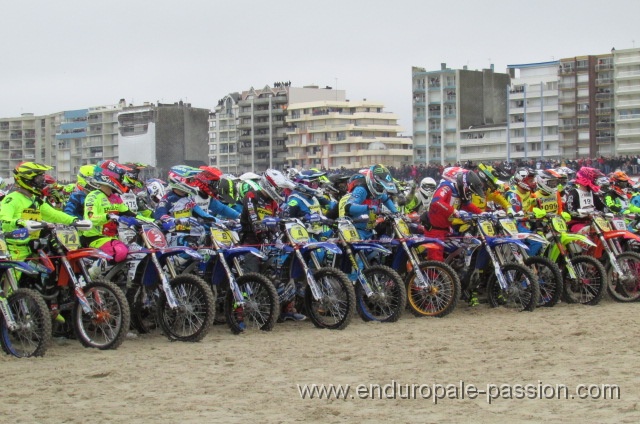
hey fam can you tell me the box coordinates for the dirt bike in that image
[576,210,640,302]
[527,212,607,305]
[492,213,563,307]
[103,217,215,342]
[18,221,130,349]
[377,211,461,317]
[444,212,539,311]
[262,216,356,330]
[181,218,279,334]
[0,229,51,357]
[329,216,406,322]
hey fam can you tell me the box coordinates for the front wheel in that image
[562,255,606,305]
[606,251,640,302]
[225,273,279,334]
[1,288,52,358]
[525,256,563,307]
[73,280,131,350]
[406,261,461,318]
[157,275,215,342]
[487,263,539,311]
[304,267,355,330]
[355,265,406,323]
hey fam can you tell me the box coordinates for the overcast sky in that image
[1,0,638,134]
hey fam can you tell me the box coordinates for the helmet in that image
[191,166,223,198]
[286,167,300,180]
[347,172,366,193]
[77,164,96,190]
[217,176,239,204]
[238,179,262,198]
[513,167,536,192]
[417,177,437,203]
[477,163,504,192]
[239,171,261,181]
[122,162,147,190]
[261,169,295,202]
[13,162,53,195]
[596,175,611,192]
[610,170,631,190]
[295,169,326,189]
[575,167,604,192]
[146,178,166,204]
[0,176,6,191]
[535,169,561,195]
[328,174,350,195]
[366,164,397,196]
[456,170,484,202]
[167,165,201,196]
[94,160,131,194]
[309,168,330,184]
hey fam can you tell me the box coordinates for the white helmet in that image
[417,177,436,205]
[260,169,296,202]
[239,172,261,181]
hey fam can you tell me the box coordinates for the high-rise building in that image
[412,64,510,165]
[506,61,560,162]
[209,93,241,174]
[285,99,411,170]
[613,47,640,156]
[0,113,47,180]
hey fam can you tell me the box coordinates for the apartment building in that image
[506,61,560,162]
[613,47,640,155]
[0,113,46,180]
[209,93,241,174]
[285,99,412,170]
[412,63,510,165]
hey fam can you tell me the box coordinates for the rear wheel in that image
[487,263,539,311]
[73,280,130,350]
[225,273,279,334]
[1,288,52,358]
[606,251,640,302]
[304,268,355,330]
[406,261,460,317]
[355,265,406,322]
[562,255,606,305]
[157,275,215,342]
[126,283,162,334]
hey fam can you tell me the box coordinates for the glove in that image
[368,205,379,214]
[118,215,138,227]
[158,219,175,232]
[533,207,547,219]
[263,217,278,228]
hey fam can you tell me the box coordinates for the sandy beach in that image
[1,297,638,423]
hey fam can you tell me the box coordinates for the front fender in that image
[348,241,392,256]
[603,230,640,242]
[300,241,342,255]
[0,260,39,275]
[485,236,529,250]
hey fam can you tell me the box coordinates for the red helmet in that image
[192,166,223,198]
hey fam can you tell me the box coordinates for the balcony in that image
[618,113,640,122]
[595,78,613,86]
[559,65,576,75]
[617,84,640,93]
[558,138,577,147]
[596,107,613,116]
[617,70,640,79]
[559,124,576,132]
[596,121,614,129]
[558,81,576,90]
[596,136,613,144]
[595,92,613,101]
[596,62,613,71]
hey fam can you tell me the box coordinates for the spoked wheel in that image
[304,267,355,330]
[562,255,606,305]
[224,273,279,334]
[157,275,215,342]
[355,265,406,323]
[0,288,52,358]
[487,263,539,311]
[606,251,640,302]
[126,283,162,334]
[73,280,131,350]
[406,261,461,318]
[525,256,563,307]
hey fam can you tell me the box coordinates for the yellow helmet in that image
[13,161,52,195]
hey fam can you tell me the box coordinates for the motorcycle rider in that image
[563,166,606,233]
[64,164,98,219]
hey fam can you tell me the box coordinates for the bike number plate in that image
[395,217,411,237]
[338,221,360,242]
[480,221,495,236]
[612,219,626,231]
[594,216,611,231]
[286,222,310,244]
[551,216,568,232]
[211,228,233,248]
[57,227,81,250]
[499,218,518,235]
[144,226,169,248]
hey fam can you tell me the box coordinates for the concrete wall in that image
[155,105,209,174]
[459,69,509,129]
